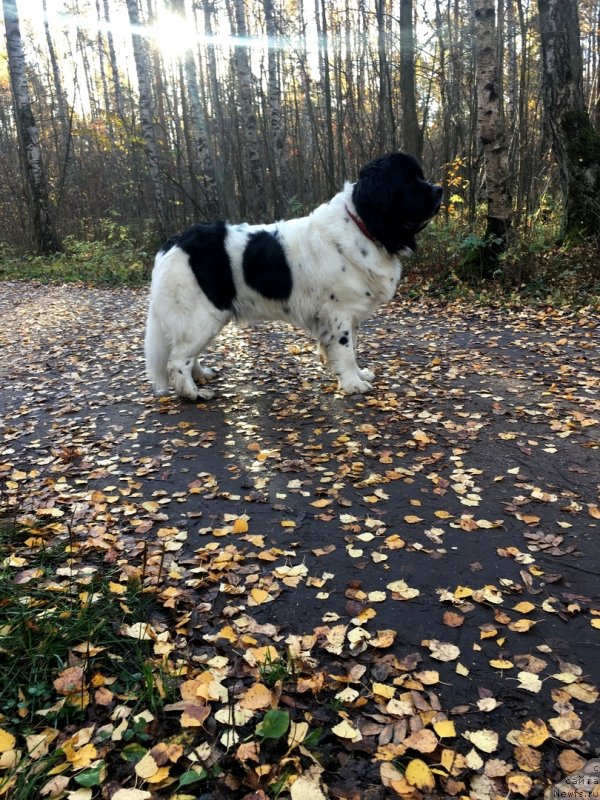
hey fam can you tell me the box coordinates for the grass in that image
[0,511,178,799]
[0,220,154,287]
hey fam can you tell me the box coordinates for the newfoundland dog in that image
[145,152,442,399]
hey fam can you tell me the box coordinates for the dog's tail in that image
[145,299,170,395]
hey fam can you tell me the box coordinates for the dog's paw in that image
[193,365,218,383]
[338,376,372,395]
[358,367,375,382]
[196,387,214,401]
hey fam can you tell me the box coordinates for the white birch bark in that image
[474,0,511,244]
[2,0,60,253]
[125,0,169,235]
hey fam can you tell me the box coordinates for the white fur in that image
[145,183,404,399]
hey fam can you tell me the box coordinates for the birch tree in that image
[126,0,169,235]
[232,0,267,218]
[2,0,60,253]
[474,0,511,255]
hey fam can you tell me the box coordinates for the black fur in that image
[242,230,293,300]
[170,222,236,311]
[352,153,443,254]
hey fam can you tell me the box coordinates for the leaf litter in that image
[0,282,598,798]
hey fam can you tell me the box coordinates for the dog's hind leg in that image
[169,314,227,401]
[145,306,170,395]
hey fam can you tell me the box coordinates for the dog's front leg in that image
[351,324,375,383]
[320,325,372,394]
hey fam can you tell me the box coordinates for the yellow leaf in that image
[489,659,514,670]
[517,672,542,693]
[386,580,419,600]
[310,499,333,508]
[564,682,598,703]
[0,729,16,753]
[135,753,159,779]
[372,683,395,699]
[463,729,499,753]
[405,758,436,791]
[112,790,152,800]
[232,517,249,533]
[370,629,396,648]
[412,430,432,445]
[518,719,549,747]
[287,721,309,750]
[246,645,279,665]
[404,729,438,753]
[331,720,362,742]
[249,588,272,605]
[290,770,327,800]
[506,773,533,795]
[591,618,600,629]
[428,640,460,661]
[513,601,536,614]
[454,585,473,599]
[145,766,170,784]
[508,619,537,633]
[404,515,423,524]
[433,720,456,738]
[239,683,273,710]
[63,742,97,768]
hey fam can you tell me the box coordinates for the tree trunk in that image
[171,0,220,218]
[399,0,422,159]
[316,0,336,194]
[537,0,600,242]
[125,0,169,235]
[102,0,125,119]
[232,0,267,218]
[2,0,61,253]
[263,0,286,215]
[474,0,511,251]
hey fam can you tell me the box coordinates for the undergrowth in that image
[0,508,178,799]
[0,214,599,305]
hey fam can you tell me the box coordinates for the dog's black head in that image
[351,152,443,254]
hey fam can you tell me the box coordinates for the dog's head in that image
[351,152,443,254]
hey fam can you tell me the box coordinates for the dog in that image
[145,152,442,399]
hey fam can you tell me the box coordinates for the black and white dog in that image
[145,152,442,399]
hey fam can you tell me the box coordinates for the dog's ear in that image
[354,154,403,214]
[352,153,416,252]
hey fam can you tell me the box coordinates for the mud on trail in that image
[0,280,599,798]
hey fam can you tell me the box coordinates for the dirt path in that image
[1,281,599,798]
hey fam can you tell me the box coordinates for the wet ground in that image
[0,281,599,797]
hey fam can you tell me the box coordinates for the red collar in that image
[346,205,376,244]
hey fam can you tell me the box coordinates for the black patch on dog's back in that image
[242,230,292,300]
[167,221,236,311]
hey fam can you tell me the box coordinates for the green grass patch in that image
[0,220,155,287]
[0,515,178,798]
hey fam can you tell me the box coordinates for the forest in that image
[1,0,600,291]
[1,3,600,798]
